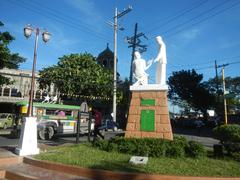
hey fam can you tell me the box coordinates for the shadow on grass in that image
[89,160,146,180]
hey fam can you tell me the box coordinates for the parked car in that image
[99,115,118,131]
[0,113,14,129]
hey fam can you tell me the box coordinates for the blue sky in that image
[1,0,240,82]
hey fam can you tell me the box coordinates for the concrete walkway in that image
[0,147,90,180]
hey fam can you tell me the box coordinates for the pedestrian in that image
[195,119,204,135]
[93,108,104,140]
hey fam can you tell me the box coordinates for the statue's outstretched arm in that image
[145,59,153,70]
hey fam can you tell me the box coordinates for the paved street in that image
[0,129,120,146]
[0,127,219,149]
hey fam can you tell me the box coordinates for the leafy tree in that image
[0,21,25,85]
[38,53,113,99]
[204,76,240,114]
[168,69,215,117]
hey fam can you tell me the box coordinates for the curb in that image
[5,171,37,180]
[23,157,240,180]
[0,156,23,166]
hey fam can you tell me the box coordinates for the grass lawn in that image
[35,143,240,177]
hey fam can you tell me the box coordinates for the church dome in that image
[96,43,114,69]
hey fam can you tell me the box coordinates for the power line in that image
[164,0,240,38]
[7,0,111,42]
[148,0,232,39]
[163,56,240,69]
[19,0,111,40]
[144,0,209,34]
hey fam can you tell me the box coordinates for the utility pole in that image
[129,23,138,85]
[215,60,218,90]
[217,63,229,124]
[111,6,132,123]
[222,66,228,124]
[126,23,148,85]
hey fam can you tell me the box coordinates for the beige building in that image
[0,68,56,104]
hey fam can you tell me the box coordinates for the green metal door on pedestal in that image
[140,110,155,132]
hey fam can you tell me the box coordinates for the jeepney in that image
[15,101,93,140]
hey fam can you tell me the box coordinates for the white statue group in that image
[42,94,58,104]
[132,36,167,86]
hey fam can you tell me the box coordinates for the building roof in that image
[97,43,114,60]
[16,101,80,110]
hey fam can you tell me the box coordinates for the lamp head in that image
[42,31,51,43]
[24,25,33,38]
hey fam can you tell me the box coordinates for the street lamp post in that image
[15,25,51,156]
[23,25,51,116]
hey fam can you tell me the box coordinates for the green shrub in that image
[146,138,168,157]
[213,124,240,143]
[224,143,240,154]
[173,135,189,148]
[231,152,240,162]
[166,141,185,158]
[135,141,150,156]
[213,124,240,155]
[111,137,137,154]
[107,142,118,152]
[186,141,206,158]
[93,136,205,159]
[93,140,109,151]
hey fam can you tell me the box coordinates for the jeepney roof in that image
[16,101,80,110]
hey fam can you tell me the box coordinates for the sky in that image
[1,0,240,83]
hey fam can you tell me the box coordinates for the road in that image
[0,129,122,147]
[0,128,219,148]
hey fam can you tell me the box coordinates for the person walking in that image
[93,108,104,140]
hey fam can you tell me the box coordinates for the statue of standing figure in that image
[154,36,167,85]
[132,35,167,86]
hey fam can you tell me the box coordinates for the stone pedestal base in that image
[15,117,39,156]
[125,89,173,140]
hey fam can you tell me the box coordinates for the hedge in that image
[93,136,205,159]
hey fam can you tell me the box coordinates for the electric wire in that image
[144,0,209,34]
[164,0,240,39]
[7,0,111,42]
[19,0,111,40]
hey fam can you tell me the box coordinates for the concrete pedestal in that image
[125,85,173,140]
[15,117,39,156]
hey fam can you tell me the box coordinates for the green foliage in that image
[147,138,167,157]
[213,124,240,155]
[231,152,240,162]
[93,139,109,150]
[36,143,240,177]
[168,69,215,115]
[185,141,206,158]
[166,136,188,158]
[166,141,185,158]
[204,76,240,114]
[94,136,205,159]
[0,21,25,85]
[38,53,113,99]
[213,124,240,143]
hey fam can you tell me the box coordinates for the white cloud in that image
[180,28,200,40]
[65,0,103,26]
